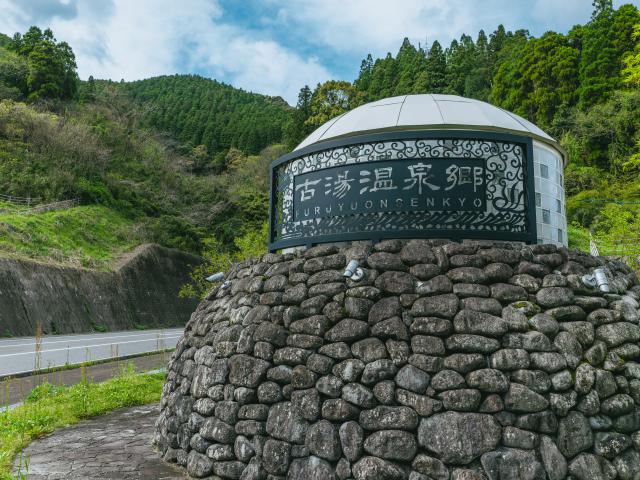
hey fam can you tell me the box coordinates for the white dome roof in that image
[295,94,559,151]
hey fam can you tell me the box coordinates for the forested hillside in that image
[287,1,639,135]
[3,1,640,278]
[0,27,284,267]
[126,75,290,171]
[286,0,640,256]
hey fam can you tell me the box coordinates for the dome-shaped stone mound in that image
[153,240,640,480]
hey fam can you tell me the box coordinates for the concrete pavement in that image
[14,404,185,479]
[0,328,183,378]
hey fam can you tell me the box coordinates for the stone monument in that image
[154,95,640,480]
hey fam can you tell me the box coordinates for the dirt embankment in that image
[0,244,201,337]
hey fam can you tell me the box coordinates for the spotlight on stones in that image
[582,268,610,292]
[343,259,364,281]
[206,271,225,283]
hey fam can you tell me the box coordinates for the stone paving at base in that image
[14,404,185,480]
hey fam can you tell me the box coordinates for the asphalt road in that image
[0,328,183,377]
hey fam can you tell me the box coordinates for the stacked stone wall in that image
[154,240,640,480]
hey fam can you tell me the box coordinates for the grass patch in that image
[0,205,136,269]
[568,223,591,253]
[91,323,108,333]
[0,363,165,479]
[570,221,640,257]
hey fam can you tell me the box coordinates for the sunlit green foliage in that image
[180,222,269,299]
[305,80,360,130]
[623,25,640,87]
[0,205,136,269]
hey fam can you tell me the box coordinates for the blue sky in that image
[0,0,638,104]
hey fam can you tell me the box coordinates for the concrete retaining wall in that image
[0,244,201,336]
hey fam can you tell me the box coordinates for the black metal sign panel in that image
[269,132,538,251]
[293,158,486,221]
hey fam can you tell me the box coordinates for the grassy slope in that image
[0,365,164,479]
[568,224,590,252]
[0,204,136,269]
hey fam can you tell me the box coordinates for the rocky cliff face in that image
[154,240,640,480]
[0,244,201,336]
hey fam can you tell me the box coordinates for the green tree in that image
[7,26,78,100]
[284,85,313,148]
[578,2,639,107]
[354,54,374,99]
[306,80,357,129]
[463,30,491,100]
[125,75,290,156]
[0,46,28,99]
[445,34,477,96]
[424,41,447,93]
[393,38,426,96]
[487,25,509,79]
[27,41,64,99]
[81,75,97,102]
[622,25,640,86]
[492,32,579,127]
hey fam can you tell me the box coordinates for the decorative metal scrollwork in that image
[270,136,534,249]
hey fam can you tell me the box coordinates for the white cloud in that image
[189,32,329,100]
[273,0,480,55]
[0,0,332,103]
[530,0,597,33]
[0,0,638,103]
[270,0,637,59]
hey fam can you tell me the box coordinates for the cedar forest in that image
[2,1,640,292]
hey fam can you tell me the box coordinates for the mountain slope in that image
[125,75,291,169]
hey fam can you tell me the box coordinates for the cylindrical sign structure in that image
[269,94,566,251]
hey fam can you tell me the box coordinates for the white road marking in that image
[0,328,185,377]
[0,335,183,358]
[0,329,183,349]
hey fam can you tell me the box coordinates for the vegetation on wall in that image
[0,204,136,269]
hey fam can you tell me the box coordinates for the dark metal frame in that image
[269,129,537,252]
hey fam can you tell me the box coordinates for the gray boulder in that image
[288,456,336,480]
[363,430,418,461]
[306,420,342,461]
[481,448,545,480]
[557,411,593,458]
[352,456,407,480]
[265,402,309,444]
[418,412,501,464]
